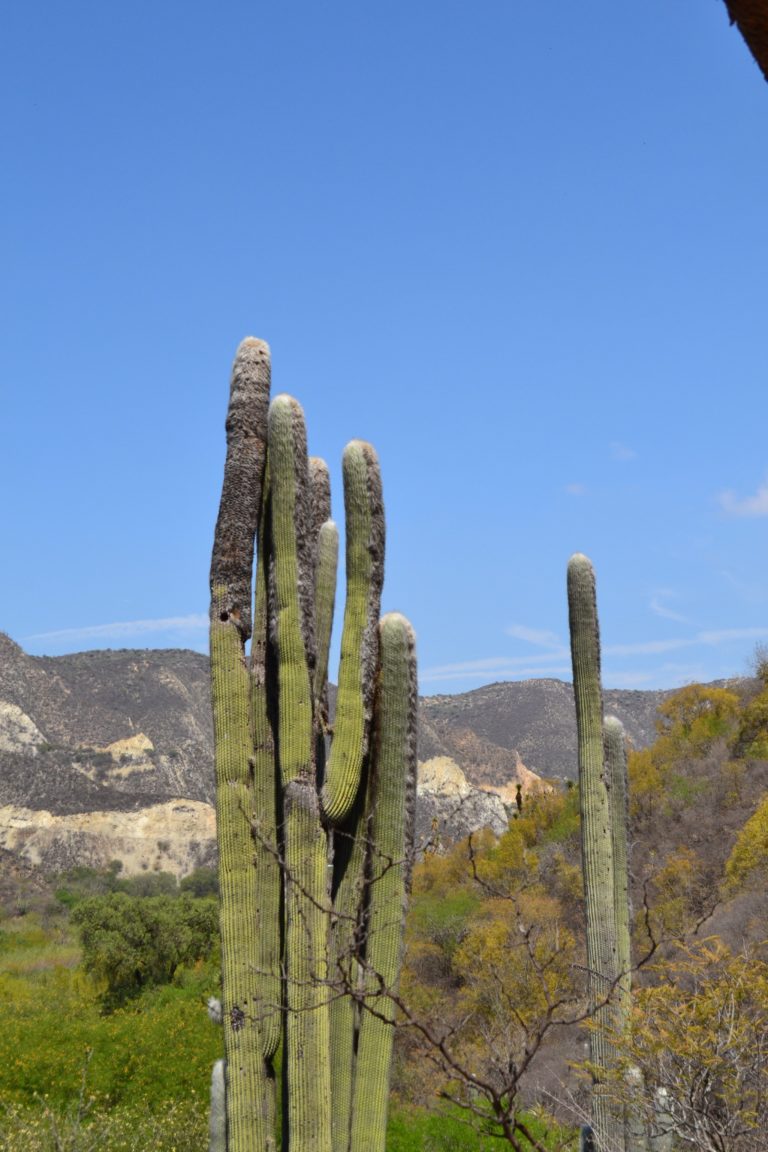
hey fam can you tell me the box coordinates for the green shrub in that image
[71,893,218,1003]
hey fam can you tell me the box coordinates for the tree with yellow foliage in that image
[724,793,768,891]
[396,791,586,1150]
[607,939,768,1152]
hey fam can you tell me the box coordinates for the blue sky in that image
[2,2,767,694]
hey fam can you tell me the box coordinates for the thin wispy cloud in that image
[421,657,519,677]
[605,626,768,660]
[421,623,573,683]
[610,441,637,462]
[698,627,768,645]
[604,638,690,657]
[564,482,586,496]
[424,620,768,688]
[421,660,571,685]
[719,479,768,518]
[24,614,209,645]
[422,652,572,679]
[603,663,709,689]
[505,624,564,650]
[649,592,689,624]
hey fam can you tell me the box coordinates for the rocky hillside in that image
[0,632,698,875]
[420,679,670,785]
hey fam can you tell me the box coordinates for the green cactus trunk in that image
[209,339,416,1152]
[350,613,418,1152]
[210,339,277,1152]
[604,716,647,1151]
[603,716,631,1016]
[567,553,624,1152]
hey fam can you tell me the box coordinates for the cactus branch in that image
[568,553,623,1152]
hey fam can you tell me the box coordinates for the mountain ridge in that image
[0,633,745,875]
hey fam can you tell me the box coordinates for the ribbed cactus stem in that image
[209,1059,227,1152]
[329,791,369,1152]
[314,520,339,713]
[605,716,645,1151]
[249,459,281,1061]
[268,395,315,788]
[580,1126,595,1152]
[350,613,418,1152]
[604,716,631,1020]
[210,338,271,638]
[210,339,276,1152]
[650,1088,674,1151]
[210,339,412,1152]
[321,441,385,823]
[309,456,332,534]
[624,1066,649,1152]
[568,553,623,1152]
[267,393,333,1151]
[283,778,333,1152]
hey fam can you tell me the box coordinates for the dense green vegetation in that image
[0,867,572,1150]
[0,905,221,1150]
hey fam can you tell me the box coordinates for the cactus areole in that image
[209,339,417,1152]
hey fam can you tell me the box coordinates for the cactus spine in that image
[567,554,624,1152]
[209,339,417,1152]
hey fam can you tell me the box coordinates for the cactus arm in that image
[210,623,275,1152]
[314,520,339,718]
[605,716,649,1152]
[321,441,385,824]
[283,778,333,1152]
[328,780,371,1152]
[268,395,332,1151]
[350,613,418,1152]
[268,395,316,787]
[308,456,337,716]
[249,459,282,1062]
[309,456,332,533]
[210,338,271,639]
[210,340,275,1152]
[604,716,631,1014]
[567,553,623,1152]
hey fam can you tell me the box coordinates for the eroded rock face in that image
[0,702,45,753]
[417,756,473,798]
[415,756,509,851]
[0,800,216,877]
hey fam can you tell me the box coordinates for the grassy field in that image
[0,907,576,1151]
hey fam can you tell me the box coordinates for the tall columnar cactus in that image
[604,716,646,1152]
[603,718,630,1009]
[209,339,417,1152]
[567,554,624,1152]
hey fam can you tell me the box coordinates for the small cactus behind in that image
[209,339,417,1152]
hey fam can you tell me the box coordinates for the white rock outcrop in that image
[0,800,216,876]
[0,701,46,753]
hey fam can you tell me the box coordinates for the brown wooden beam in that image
[724,0,768,83]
